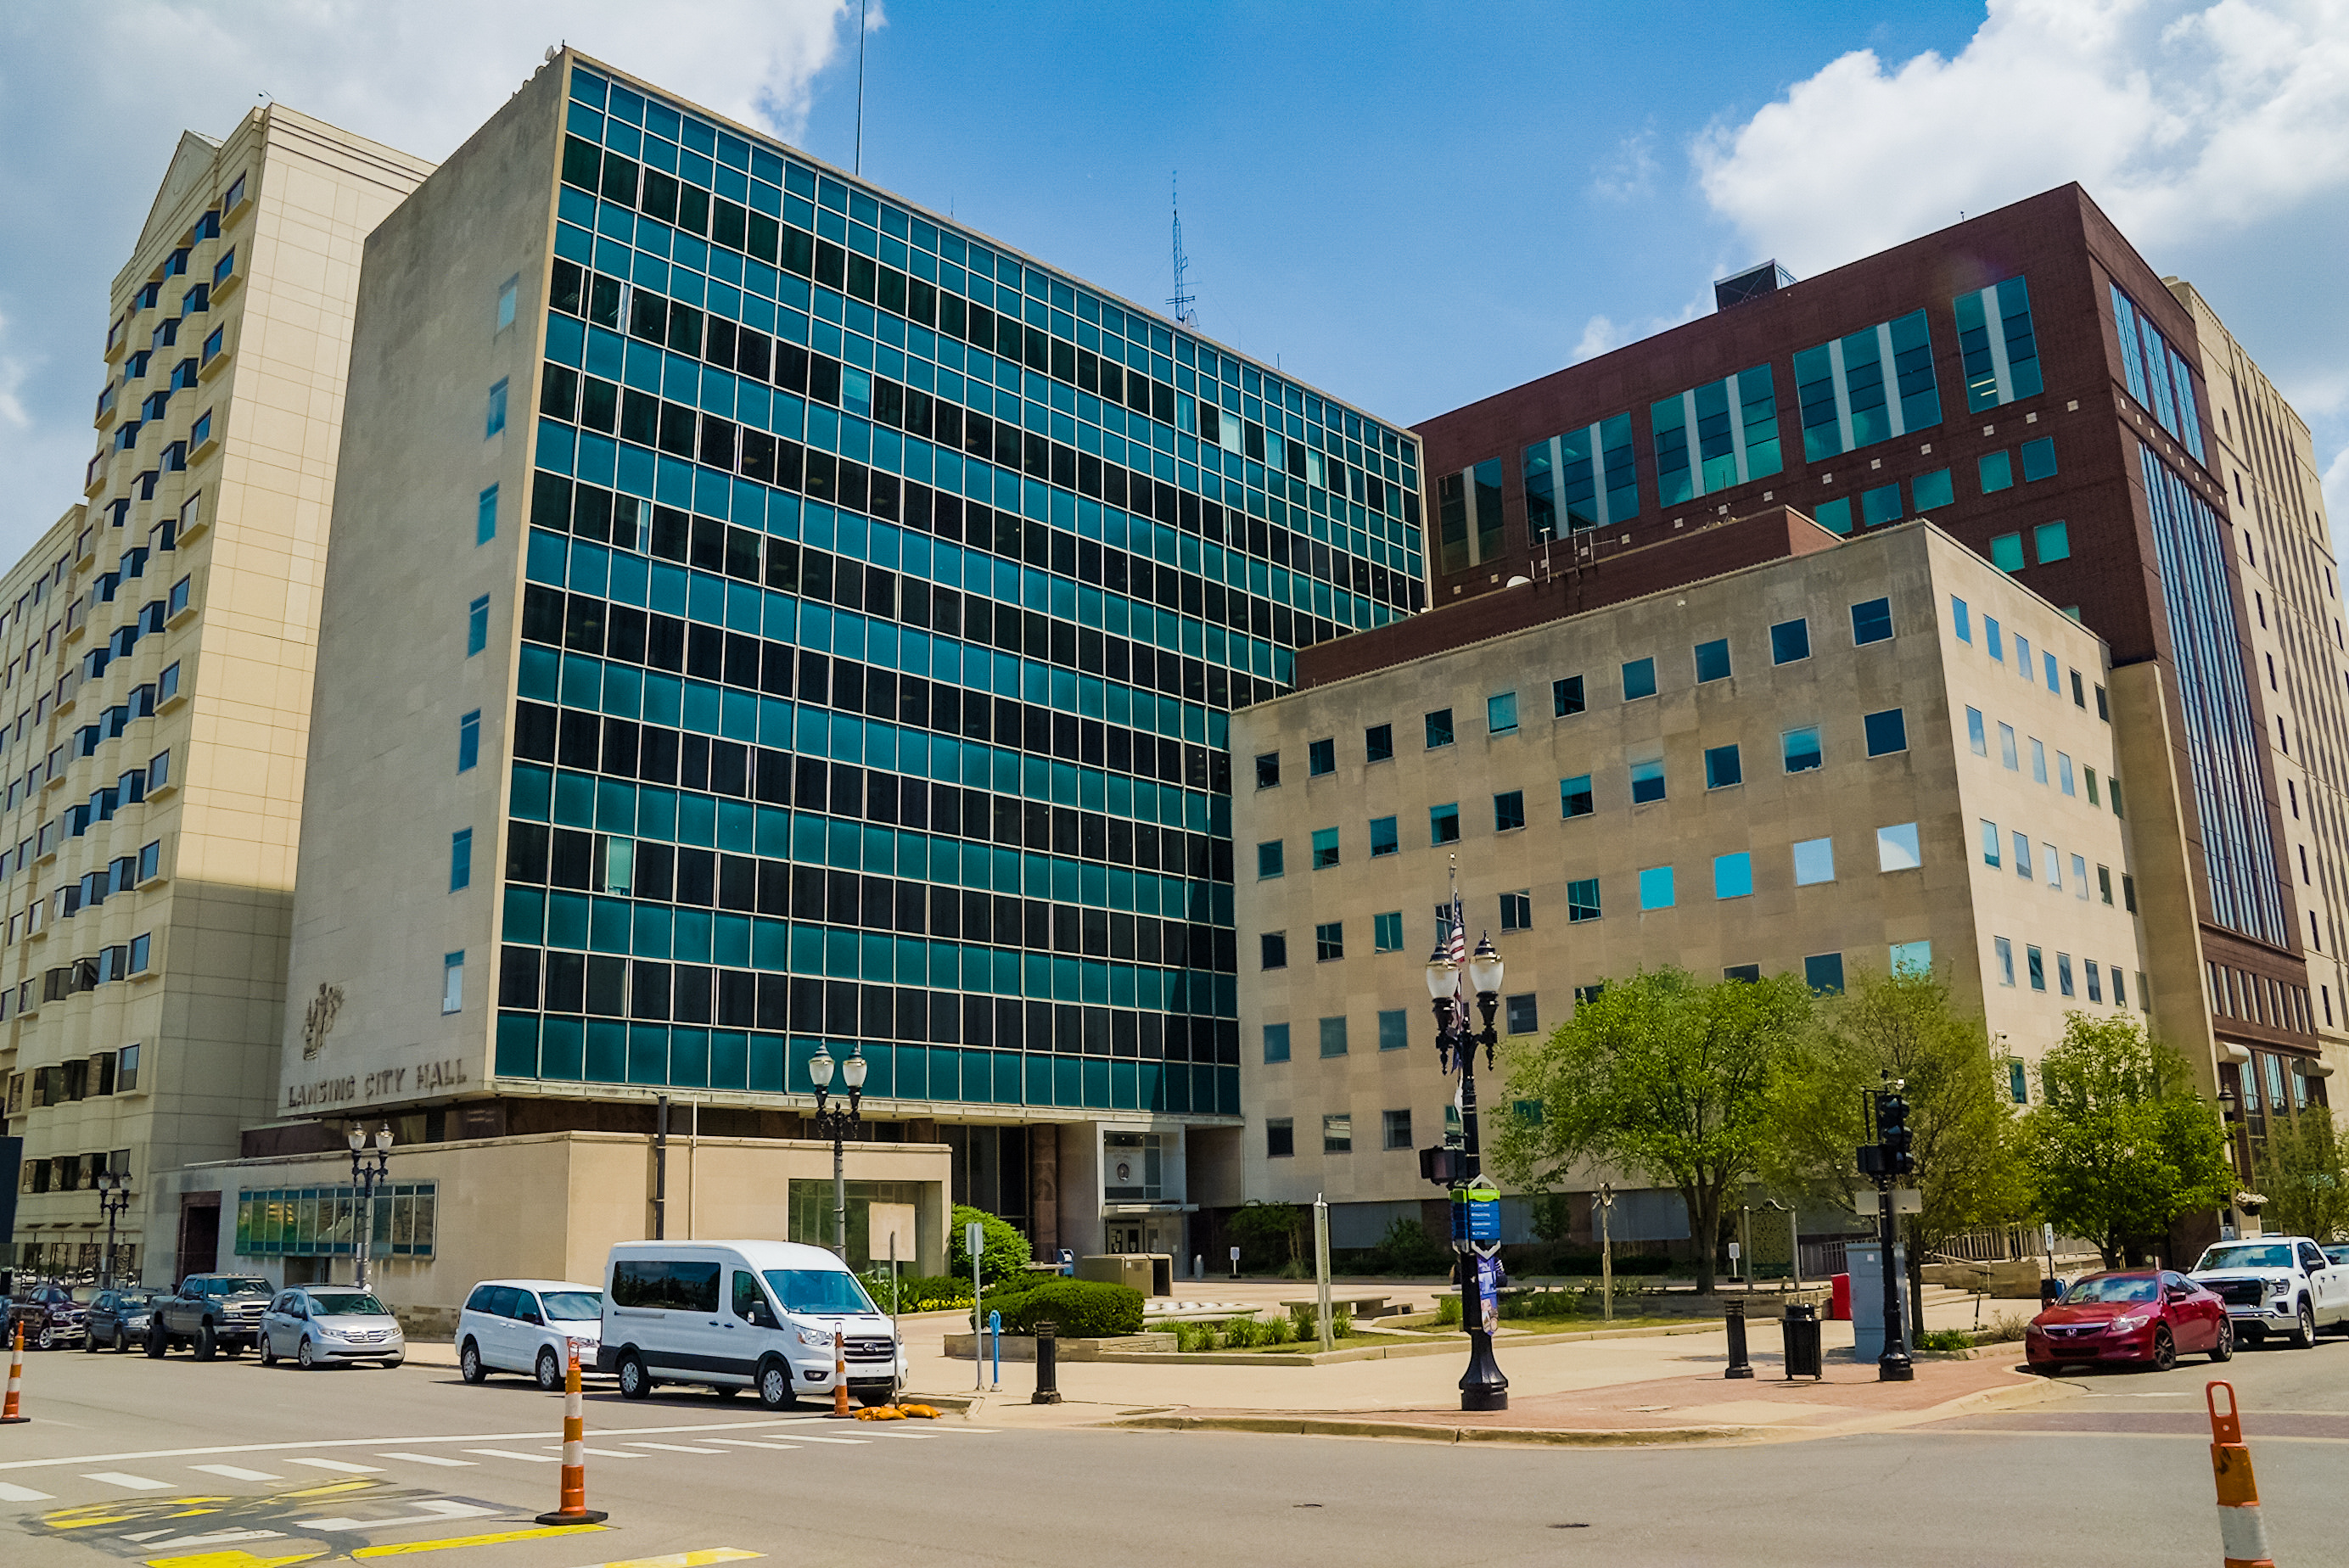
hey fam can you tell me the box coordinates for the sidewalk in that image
[907,1281,2060,1446]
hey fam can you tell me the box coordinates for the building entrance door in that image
[1106,1221,1144,1253]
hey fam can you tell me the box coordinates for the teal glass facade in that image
[1953,276,2043,412]
[1793,310,1942,462]
[1522,413,1637,538]
[1652,366,1780,505]
[491,61,1426,1117]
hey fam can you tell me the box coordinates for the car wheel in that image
[2210,1319,2234,1364]
[617,1351,651,1401]
[756,1361,796,1410]
[116,1329,132,1353]
[2291,1300,2317,1349]
[2149,1325,2177,1373]
[460,1340,486,1385]
[193,1324,217,1362]
[35,1326,55,1352]
[535,1347,562,1392]
[145,1327,168,1358]
[296,1337,317,1370]
[83,1330,100,1353]
[261,1334,278,1367]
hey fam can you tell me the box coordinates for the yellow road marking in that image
[350,1524,608,1558]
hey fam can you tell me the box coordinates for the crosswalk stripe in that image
[569,1448,650,1459]
[768,1436,866,1446]
[380,1453,475,1467]
[464,1449,563,1463]
[0,1481,55,1502]
[189,1465,284,1481]
[83,1472,172,1491]
[289,1458,383,1474]
[625,1442,725,1454]
[702,1439,799,1451]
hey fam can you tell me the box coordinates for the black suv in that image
[148,1274,272,1359]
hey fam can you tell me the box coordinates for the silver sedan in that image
[258,1288,406,1369]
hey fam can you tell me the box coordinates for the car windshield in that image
[2197,1244,2296,1271]
[541,1291,603,1321]
[308,1293,388,1317]
[209,1279,272,1297]
[2326,1246,2349,1267]
[2063,1275,2158,1305]
[762,1268,877,1316]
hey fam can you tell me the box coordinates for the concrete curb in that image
[955,1319,1730,1368]
[1108,1413,1763,1447]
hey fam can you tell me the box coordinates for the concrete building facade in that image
[1231,518,2150,1239]
[1,109,429,1282]
[276,52,1412,1269]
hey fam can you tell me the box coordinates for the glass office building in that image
[287,53,1424,1255]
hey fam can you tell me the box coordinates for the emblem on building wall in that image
[300,982,345,1060]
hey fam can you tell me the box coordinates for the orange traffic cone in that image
[2207,1380,2273,1568]
[535,1344,608,1526]
[830,1330,851,1418]
[2,1320,26,1424]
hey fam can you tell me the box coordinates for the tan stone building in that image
[1230,514,2154,1245]
[2165,282,2348,1151]
[0,107,430,1282]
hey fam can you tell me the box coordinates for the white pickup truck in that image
[2188,1236,2349,1347]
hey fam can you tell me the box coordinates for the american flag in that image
[1445,886,1469,1040]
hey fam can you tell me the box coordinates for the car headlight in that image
[2111,1314,2149,1332]
[796,1326,833,1347]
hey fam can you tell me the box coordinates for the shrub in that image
[1266,1313,1295,1346]
[1172,1320,1214,1352]
[949,1206,1034,1285]
[1221,1313,1265,1348]
[1435,1294,1462,1326]
[1915,1328,1975,1352]
[1983,1311,2032,1344]
[981,1279,1142,1338]
[1331,1308,1354,1340]
[1500,1288,1584,1321]
[1287,1302,1316,1336]
[1363,1217,1452,1276]
[858,1270,972,1313]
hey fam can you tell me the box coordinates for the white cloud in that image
[1694,0,2349,275]
[1591,129,1657,202]
[0,2,862,558]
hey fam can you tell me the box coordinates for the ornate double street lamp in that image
[807,1044,868,1258]
[347,1124,393,1291]
[95,1170,133,1291]
[1419,917,1510,1412]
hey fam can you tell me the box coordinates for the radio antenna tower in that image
[1167,172,1197,328]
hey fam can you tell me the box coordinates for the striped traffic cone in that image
[830,1330,851,1419]
[2,1321,26,1424]
[2207,1380,2274,1567]
[535,1344,608,1526]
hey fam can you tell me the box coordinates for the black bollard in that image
[1724,1296,1754,1379]
[1032,1319,1062,1405]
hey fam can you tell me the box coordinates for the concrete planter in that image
[942,1331,1174,1361]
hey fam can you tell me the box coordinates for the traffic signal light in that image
[1876,1090,1914,1177]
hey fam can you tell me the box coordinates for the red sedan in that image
[2026,1270,2233,1372]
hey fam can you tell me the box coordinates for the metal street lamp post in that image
[1423,931,1509,1412]
[808,1044,868,1260]
[346,1124,392,1292]
[1595,1182,1617,1324]
[95,1171,133,1291]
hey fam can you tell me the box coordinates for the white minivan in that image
[457,1280,606,1390]
[597,1240,905,1408]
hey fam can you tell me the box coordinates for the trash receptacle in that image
[1828,1272,1852,1321]
[1782,1302,1824,1380]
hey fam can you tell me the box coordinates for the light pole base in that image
[1460,1328,1509,1411]
[1460,1385,1509,1413]
[1877,1353,1915,1383]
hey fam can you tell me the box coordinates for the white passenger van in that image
[597,1240,905,1408]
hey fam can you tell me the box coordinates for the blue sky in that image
[3,1,2345,564]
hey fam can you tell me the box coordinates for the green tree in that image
[948,1205,1033,1285]
[1228,1199,1309,1274]
[1493,966,1813,1295]
[2021,1014,2234,1268]
[2251,1106,2349,1243]
[1764,964,2031,1335]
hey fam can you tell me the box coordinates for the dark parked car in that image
[7,1283,89,1350]
[85,1289,162,1352]
[2027,1269,2232,1372]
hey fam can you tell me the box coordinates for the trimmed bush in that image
[981,1280,1143,1338]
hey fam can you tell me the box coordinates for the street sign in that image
[965,1219,984,1257]
[1853,1188,1924,1215]
[1450,1182,1501,1241]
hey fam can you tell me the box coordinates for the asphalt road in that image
[2,1331,2344,1566]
